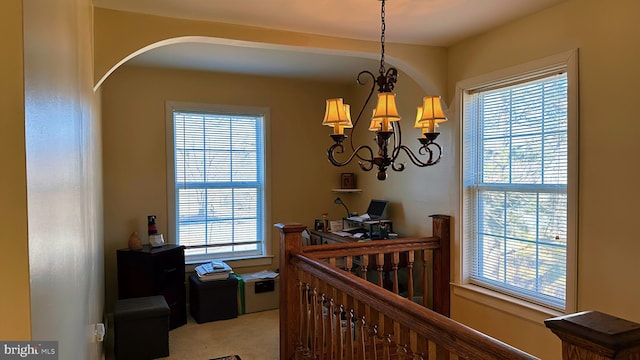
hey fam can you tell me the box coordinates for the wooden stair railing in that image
[277,215,538,360]
[277,216,640,359]
[290,254,538,359]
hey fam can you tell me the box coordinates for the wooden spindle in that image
[422,249,429,309]
[407,250,415,301]
[383,333,392,360]
[336,305,345,360]
[361,255,369,280]
[356,316,366,360]
[345,255,353,273]
[327,298,335,360]
[318,294,327,359]
[377,253,385,287]
[392,251,400,294]
[345,309,355,360]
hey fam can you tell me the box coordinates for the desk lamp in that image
[334,197,350,218]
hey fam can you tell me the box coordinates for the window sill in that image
[185,255,275,273]
[452,283,564,325]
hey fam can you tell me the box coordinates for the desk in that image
[309,230,354,245]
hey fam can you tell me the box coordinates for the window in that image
[461,51,577,311]
[166,102,268,262]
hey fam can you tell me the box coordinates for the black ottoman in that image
[189,273,238,323]
[114,295,170,360]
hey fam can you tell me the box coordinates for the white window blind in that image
[172,110,265,261]
[463,72,570,310]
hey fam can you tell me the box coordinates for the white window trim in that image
[165,101,272,268]
[454,49,578,318]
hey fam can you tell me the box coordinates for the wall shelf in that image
[331,189,362,193]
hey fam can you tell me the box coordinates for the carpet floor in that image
[158,309,279,360]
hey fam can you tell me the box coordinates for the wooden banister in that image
[276,222,306,360]
[293,252,537,359]
[545,311,640,359]
[276,216,536,359]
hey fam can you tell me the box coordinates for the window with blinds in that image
[171,109,265,261]
[462,68,573,311]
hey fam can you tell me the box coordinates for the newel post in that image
[545,311,640,359]
[275,223,306,360]
[431,214,451,317]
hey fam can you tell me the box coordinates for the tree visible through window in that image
[171,109,265,261]
[462,64,575,311]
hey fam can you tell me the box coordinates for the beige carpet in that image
[158,309,279,360]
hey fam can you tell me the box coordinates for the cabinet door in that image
[161,281,187,329]
[117,251,154,298]
[152,247,184,291]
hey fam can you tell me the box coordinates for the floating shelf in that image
[331,188,363,193]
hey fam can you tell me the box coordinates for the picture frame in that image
[341,173,355,189]
[314,219,325,231]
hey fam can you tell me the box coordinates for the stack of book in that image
[194,261,232,281]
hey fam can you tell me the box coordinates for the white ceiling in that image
[95,0,566,82]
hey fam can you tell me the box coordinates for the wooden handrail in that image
[303,237,441,258]
[293,252,538,359]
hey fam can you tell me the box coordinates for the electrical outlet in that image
[94,323,106,342]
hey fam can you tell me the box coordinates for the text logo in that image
[0,342,57,359]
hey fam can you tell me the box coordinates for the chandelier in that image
[322,0,447,180]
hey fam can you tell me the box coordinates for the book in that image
[195,261,232,281]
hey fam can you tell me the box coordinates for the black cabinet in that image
[117,244,186,329]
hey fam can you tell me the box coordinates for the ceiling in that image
[95,0,566,83]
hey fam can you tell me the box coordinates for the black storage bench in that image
[189,273,238,323]
[113,295,170,360]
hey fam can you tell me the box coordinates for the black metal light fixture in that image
[322,0,447,180]
[334,197,351,218]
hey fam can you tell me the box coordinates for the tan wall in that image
[100,65,362,309]
[0,0,31,340]
[448,0,640,358]
[22,0,104,358]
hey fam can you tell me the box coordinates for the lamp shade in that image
[323,98,351,125]
[323,99,353,135]
[417,96,447,133]
[372,93,400,132]
[369,109,381,132]
[369,119,382,132]
[372,92,401,121]
[413,106,430,135]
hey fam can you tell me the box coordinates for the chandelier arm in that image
[348,70,378,161]
[392,143,443,168]
[389,120,403,163]
[327,142,376,169]
[354,71,377,131]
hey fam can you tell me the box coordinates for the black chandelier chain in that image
[379,0,386,75]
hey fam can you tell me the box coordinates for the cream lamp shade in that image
[369,109,382,132]
[417,96,447,133]
[323,99,353,135]
[372,92,400,132]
